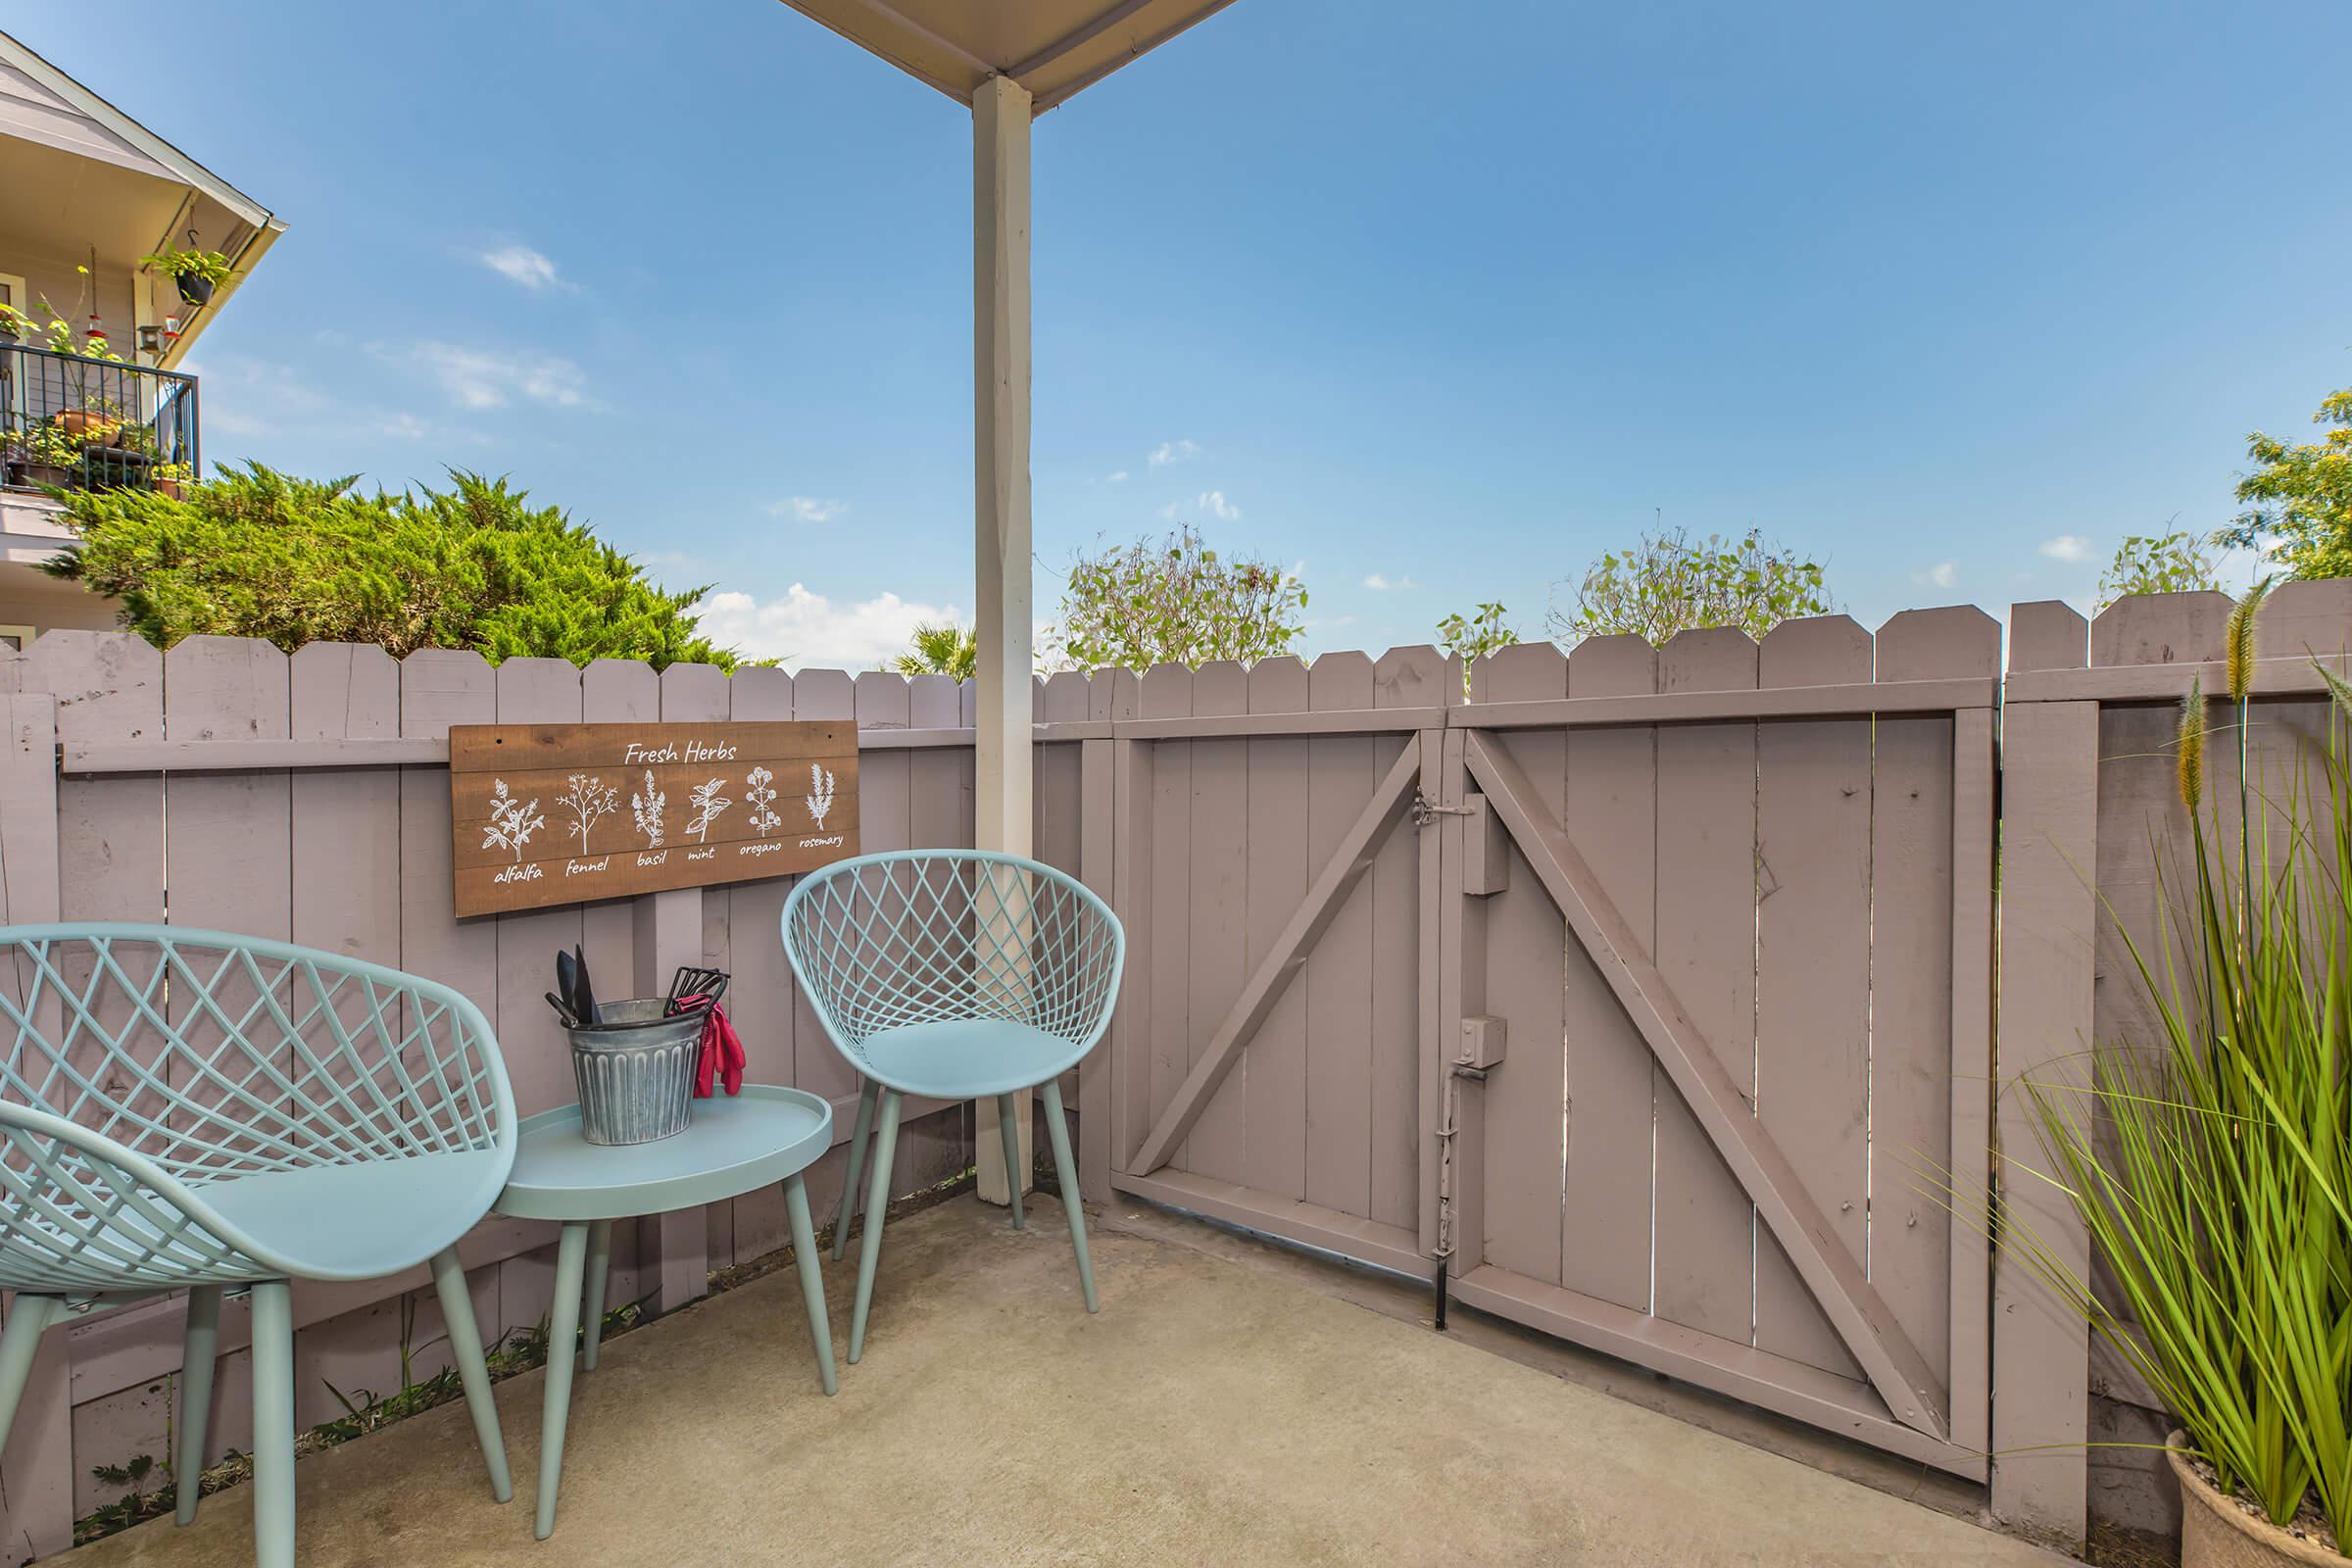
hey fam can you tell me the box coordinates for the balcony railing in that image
[1,341,200,497]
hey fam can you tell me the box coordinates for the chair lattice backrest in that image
[0,925,513,1293]
[780,852,1124,1075]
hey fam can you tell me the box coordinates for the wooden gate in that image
[1104,648,1447,1274]
[1104,614,1999,1477]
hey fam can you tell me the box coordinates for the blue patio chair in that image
[782,851,1123,1361]
[0,924,518,1568]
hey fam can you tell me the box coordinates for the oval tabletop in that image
[495,1083,833,1222]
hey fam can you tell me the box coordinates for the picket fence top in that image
[4,583,2349,768]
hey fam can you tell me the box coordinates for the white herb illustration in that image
[558,773,619,853]
[806,763,837,830]
[685,778,733,843]
[745,765,781,835]
[481,779,545,862]
[631,769,667,848]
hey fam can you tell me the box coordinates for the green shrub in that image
[2096,530,2221,609]
[1547,525,1832,646]
[45,464,739,669]
[1048,525,1305,671]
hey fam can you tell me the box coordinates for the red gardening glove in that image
[680,996,747,1098]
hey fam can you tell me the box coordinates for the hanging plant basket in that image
[140,241,235,312]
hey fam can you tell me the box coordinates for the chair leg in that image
[249,1280,296,1568]
[782,1174,837,1395]
[834,1077,878,1261]
[429,1248,513,1504]
[995,1091,1025,1231]
[0,1294,62,1451]
[1040,1078,1098,1313]
[848,1089,902,1364]
[174,1286,222,1524]
[536,1222,590,1541]
[581,1219,613,1371]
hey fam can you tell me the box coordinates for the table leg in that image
[783,1175,837,1395]
[581,1219,613,1371]
[535,1221,589,1541]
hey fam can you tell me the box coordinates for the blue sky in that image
[19,0,2349,667]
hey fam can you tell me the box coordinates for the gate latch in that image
[1410,791,1472,828]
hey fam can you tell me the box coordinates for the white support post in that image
[972,74,1036,1205]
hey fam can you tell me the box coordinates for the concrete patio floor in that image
[59,1195,2066,1567]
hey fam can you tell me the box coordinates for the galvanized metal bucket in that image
[567,999,705,1146]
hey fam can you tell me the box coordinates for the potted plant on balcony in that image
[58,397,126,446]
[151,461,194,500]
[2016,581,2352,1567]
[137,245,236,308]
[4,422,85,489]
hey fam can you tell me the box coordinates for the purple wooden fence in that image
[0,636,1030,1557]
[5,585,2349,1558]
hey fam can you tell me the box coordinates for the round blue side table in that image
[493,1084,835,1539]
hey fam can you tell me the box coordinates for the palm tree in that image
[890,621,978,681]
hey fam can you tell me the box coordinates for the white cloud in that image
[182,353,480,453]
[481,245,564,290]
[1159,489,1241,523]
[693,585,961,672]
[766,496,849,524]
[1930,562,1957,589]
[1362,572,1416,592]
[1149,439,1200,468]
[411,342,590,410]
[206,408,272,439]
[2038,534,2094,563]
[1105,470,1129,485]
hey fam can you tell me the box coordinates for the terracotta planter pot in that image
[2168,1434,2343,1568]
[153,476,185,500]
[10,461,72,489]
[56,411,120,442]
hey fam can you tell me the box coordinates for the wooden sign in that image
[448,721,859,917]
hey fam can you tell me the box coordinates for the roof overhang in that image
[0,30,276,230]
[0,29,284,366]
[774,0,1237,112]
